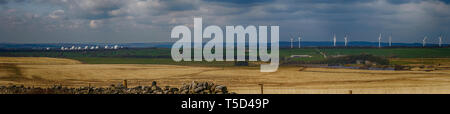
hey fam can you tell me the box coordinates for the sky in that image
[0,0,449,44]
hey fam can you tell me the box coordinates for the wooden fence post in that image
[123,80,128,88]
[258,84,264,94]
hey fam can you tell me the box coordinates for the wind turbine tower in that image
[290,37,294,49]
[439,34,443,47]
[389,34,392,47]
[344,34,348,47]
[378,33,382,48]
[423,36,428,47]
[333,33,337,47]
[298,35,302,48]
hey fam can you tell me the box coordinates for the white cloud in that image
[49,10,64,19]
[89,20,102,28]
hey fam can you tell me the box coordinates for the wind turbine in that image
[389,34,392,47]
[333,33,337,47]
[289,34,294,49]
[439,34,443,47]
[378,33,382,48]
[344,34,348,47]
[298,34,302,48]
[423,36,428,47]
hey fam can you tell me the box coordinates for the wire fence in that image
[231,87,450,94]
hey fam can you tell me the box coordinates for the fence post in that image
[258,84,264,94]
[123,80,128,88]
[88,83,91,94]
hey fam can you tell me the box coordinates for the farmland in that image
[1,47,450,94]
[1,57,450,94]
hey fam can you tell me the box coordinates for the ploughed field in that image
[1,57,450,94]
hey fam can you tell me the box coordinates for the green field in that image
[1,48,449,65]
[319,48,450,58]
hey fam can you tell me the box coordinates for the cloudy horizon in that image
[0,0,449,44]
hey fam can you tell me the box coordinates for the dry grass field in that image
[1,57,450,94]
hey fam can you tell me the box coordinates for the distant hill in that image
[0,41,447,50]
[278,41,449,48]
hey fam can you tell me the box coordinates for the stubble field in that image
[1,57,450,94]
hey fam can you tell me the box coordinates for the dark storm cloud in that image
[0,0,449,43]
[57,0,129,20]
[204,0,274,4]
[158,0,200,11]
[439,0,450,4]
[0,0,27,4]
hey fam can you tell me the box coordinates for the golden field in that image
[1,57,450,94]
